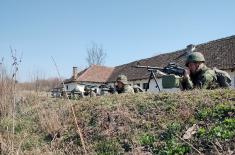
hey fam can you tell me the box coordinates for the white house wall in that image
[64,83,83,92]
[64,82,105,93]
[148,78,180,93]
[64,83,87,93]
[227,71,235,89]
[129,79,146,89]
[128,79,179,93]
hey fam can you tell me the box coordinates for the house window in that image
[66,85,69,90]
[143,83,149,90]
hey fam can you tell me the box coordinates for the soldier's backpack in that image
[213,67,231,88]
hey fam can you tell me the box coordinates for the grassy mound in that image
[0,89,234,154]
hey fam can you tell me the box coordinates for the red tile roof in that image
[65,65,114,84]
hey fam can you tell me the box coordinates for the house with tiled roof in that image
[64,35,235,93]
[107,35,235,92]
[63,65,114,92]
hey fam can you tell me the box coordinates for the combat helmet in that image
[116,74,128,85]
[185,52,205,67]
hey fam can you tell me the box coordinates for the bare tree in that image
[86,43,107,66]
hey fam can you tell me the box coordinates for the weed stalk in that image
[10,47,22,153]
[51,56,87,154]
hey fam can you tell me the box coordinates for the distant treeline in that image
[0,62,60,92]
[17,78,61,92]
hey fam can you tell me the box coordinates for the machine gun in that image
[133,63,185,91]
[99,84,116,95]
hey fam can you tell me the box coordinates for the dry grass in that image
[0,84,235,154]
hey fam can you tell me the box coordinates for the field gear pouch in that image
[162,74,180,89]
[213,67,231,88]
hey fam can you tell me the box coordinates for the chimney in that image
[186,44,196,54]
[72,66,78,79]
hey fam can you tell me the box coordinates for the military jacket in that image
[115,85,135,94]
[181,66,218,90]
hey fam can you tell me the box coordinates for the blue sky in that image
[1,0,235,82]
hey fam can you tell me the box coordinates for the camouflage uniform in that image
[115,85,135,94]
[181,65,218,90]
[115,75,134,94]
[181,52,218,90]
[84,87,97,97]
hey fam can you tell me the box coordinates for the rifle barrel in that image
[133,65,163,70]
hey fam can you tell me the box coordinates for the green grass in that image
[0,89,234,154]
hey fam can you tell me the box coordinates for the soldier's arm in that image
[180,77,194,90]
[180,69,194,90]
[124,86,135,94]
[200,71,215,89]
